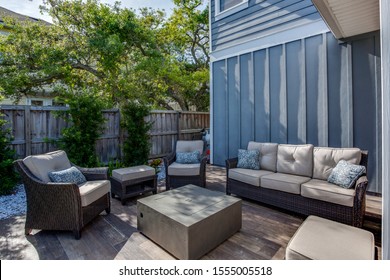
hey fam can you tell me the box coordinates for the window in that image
[220,0,243,12]
[215,0,249,20]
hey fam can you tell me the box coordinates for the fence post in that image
[176,111,181,141]
[24,106,31,156]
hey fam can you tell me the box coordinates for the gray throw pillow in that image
[237,149,261,170]
[176,151,201,164]
[327,160,366,189]
[48,166,87,185]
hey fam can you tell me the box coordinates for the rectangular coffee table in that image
[137,184,242,259]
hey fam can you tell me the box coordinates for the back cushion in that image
[277,144,314,177]
[247,142,278,172]
[23,150,72,182]
[313,147,361,180]
[176,140,204,155]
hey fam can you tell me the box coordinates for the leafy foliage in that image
[0,0,209,111]
[55,89,107,167]
[121,102,152,166]
[0,113,19,195]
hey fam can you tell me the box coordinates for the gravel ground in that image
[0,167,166,220]
[0,184,26,220]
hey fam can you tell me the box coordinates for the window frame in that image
[215,0,249,21]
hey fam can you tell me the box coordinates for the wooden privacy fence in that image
[0,105,210,163]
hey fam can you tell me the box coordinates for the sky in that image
[0,0,184,22]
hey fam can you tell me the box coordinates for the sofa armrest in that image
[226,158,238,170]
[353,175,369,227]
[75,166,109,181]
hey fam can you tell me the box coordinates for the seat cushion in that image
[261,173,311,194]
[176,140,204,155]
[112,165,155,182]
[78,180,110,207]
[23,150,72,182]
[301,179,356,207]
[277,144,313,177]
[168,162,200,176]
[313,147,361,180]
[247,142,278,172]
[228,168,274,187]
[286,215,375,260]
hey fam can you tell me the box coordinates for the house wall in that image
[380,0,390,260]
[212,31,382,193]
[211,0,323,52]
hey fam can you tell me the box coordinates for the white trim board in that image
[210,20,329,61]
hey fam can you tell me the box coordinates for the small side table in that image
[110,165,157,205]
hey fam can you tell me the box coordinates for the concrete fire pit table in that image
[137,184,242,259]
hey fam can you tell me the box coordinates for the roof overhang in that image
[312,0,380,39]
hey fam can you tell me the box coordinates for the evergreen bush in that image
[121,102,151,166]
[0,114,19,195]
[56,90,107,167]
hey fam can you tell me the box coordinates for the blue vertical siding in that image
[212,32,382,193]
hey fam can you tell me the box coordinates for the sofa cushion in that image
[327,160,366,189]
[78,180,110,207]
[176,140,204,155]
[301,179,355,207]
[168,162,200,176]
[23,150,72,182]
[313,147,361,180]
[277,144,313,177]
[112,165,155,182]
[247,142,278,172]
[237,149,261,170]
[176,151,201,164]
[48,166,87,185]
[229,168,274,187]
[261,173,311,194]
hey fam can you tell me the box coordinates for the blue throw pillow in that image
[327,160,366,189]
[176,151,201,164]
[237,149,261,170]
[48,166,87,185]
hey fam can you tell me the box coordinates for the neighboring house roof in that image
[0,6,51,28]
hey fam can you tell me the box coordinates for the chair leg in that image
[73,230,81,240]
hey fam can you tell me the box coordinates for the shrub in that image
[56,90,107,167]
[0,114,19,195]
[121,102,151,166]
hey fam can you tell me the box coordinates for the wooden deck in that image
[0,165,382,260]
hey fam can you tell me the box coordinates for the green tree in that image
[0,0,210,111]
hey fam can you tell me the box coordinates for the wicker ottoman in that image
[286,215,376,260]
[110,165,157,205]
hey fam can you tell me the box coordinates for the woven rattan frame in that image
[226,151,369,227]
[14,159,111,239]
[163,141,207,190]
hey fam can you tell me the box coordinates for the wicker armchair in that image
[164,140,207,190]
[14,150,111,239]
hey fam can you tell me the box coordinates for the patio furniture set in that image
[14,140,376,259]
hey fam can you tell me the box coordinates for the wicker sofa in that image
[226,142,368,227]
[14,150,111,239]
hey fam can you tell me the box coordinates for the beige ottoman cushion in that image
[112,165,155,182]
[286,215,375,260]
